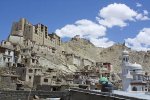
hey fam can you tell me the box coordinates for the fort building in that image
[10,18,61,48]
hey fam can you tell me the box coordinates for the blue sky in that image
[0,0,150,50]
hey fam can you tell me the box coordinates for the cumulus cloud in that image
[136,3,142,7]
[56,19,106,38]
[55,19,114,47]
[125,28,150,51]
[96,3,149,27]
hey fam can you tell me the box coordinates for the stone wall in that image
[0,89,144,100]
[8,35,24,45]
[0,90,68,100]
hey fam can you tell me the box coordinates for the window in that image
[132,87,137,91]
[53,76,56,79]
[29,76,32,80]
[142,87,144,91]
[126,58,128,62]
[23,49,25,53]
[8,58,10,62]
[83,82,86,84]
[138,75,142,80]
[145,89,148,91]
[8,51,11,55]
[23,69,25,73]
[123,58,125,61]
[28,69,33,73]
[70,81,73,84]
[52,81,55,84]
[25,59,27,63]
[32,59,35,63]
[52,50,55,53]
[13,45,16,48]
[36,60,38,64]
[3,57,6,61]
[133,75,136,80]
[7,63,10,67]
[35,30,38,34]
[44,78,48,82]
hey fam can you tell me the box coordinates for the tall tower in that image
[11,18,27,36]
[122,50,129,68]
[122,50,132,92]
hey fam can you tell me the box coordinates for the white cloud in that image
[90,37,114,48]
[136,13,150,20]
[125,28,150,51]
[97,3,149,27]
[144,10,149,15]
[56,19,106,38]
[55,19,114,48]
[136,3,142,7]
[55,3,150,49]
[97,3,137,27]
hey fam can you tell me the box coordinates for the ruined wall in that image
[73,56,81,67]
[82,59,94,67]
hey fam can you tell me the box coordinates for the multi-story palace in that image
[10,18,61,47]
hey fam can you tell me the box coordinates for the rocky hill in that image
[62,38,104,61]
[63,38,150,73]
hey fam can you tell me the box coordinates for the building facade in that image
[96,62,113,79]
[0,46,15,67]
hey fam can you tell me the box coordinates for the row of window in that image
[3,57,11,62]
[28,69,41,73]
[132,86,147,91]
[28,76,55,83]
[24,58,38,64]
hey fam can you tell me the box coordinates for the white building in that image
[0,46,15,67]
[122,50,147,92]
